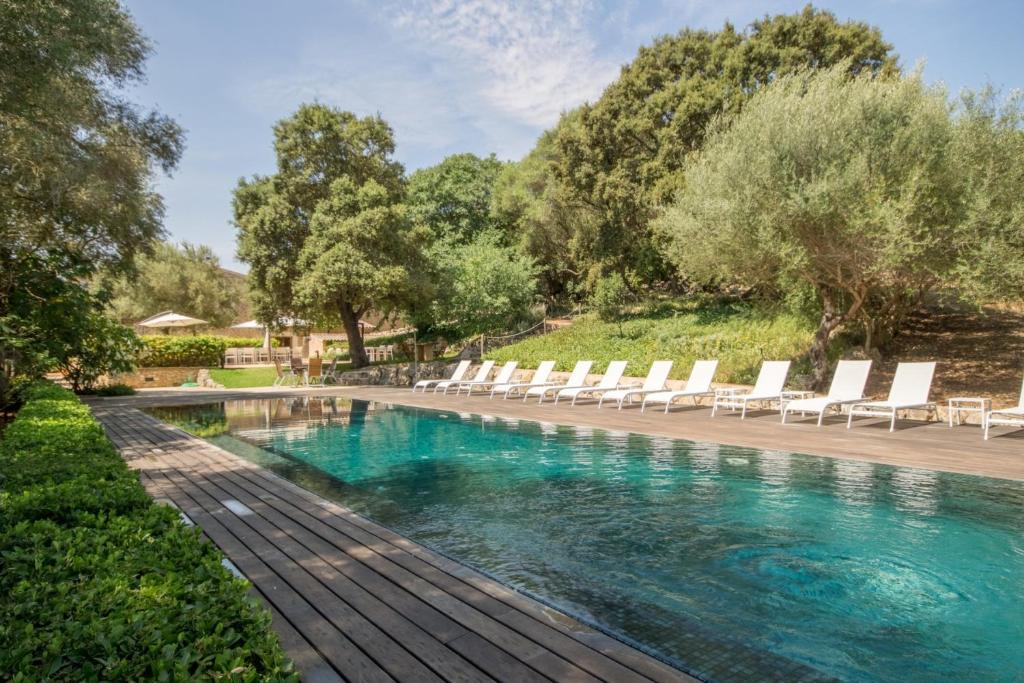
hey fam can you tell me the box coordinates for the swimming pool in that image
[146,398,1024,682]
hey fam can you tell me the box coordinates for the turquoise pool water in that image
[147,399,1024,682]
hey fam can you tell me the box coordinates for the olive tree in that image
[106,242,246,327]
[553,6,896,286]
[656,66,1024,388]
[0,0,182,400]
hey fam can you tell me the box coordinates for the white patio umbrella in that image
[137,311,207,334]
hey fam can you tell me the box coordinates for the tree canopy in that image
[655,65,1024,387]
[490,116,597,302]
[551,5,897,286]
[105,242,248,327]
[419,231,539,338]
[0,0,182,398]
[407,153,507,243]
[235,104,419,366]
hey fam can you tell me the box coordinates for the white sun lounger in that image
[984,374,1024,440]
[413,359,471,392]
[711,360,791,419]
[455,361,518,395]
[491,360,556,399]
[641,360,719,413]
[847,362,937,432]
[781,360,873,426]
[440,360,494,394]
[526,361,594,403]
[554,361,629,406]
[598,361,674,409]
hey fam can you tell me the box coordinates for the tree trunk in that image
[809,290,841,391]
[338,301,368,368]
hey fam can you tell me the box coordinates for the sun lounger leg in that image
[817,409,825,427]
[890,410,897,432]
[740,400,748,419]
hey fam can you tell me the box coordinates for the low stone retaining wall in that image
[335,360,455,387]
[110,366,205,388]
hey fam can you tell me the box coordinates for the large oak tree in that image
[234,105,423,367]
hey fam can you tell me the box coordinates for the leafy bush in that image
[0,383,296,681]
[228,337,281,348]
[486,302,823,384]
[425,232,539,337]
[138,335,229,366]
[590,273,630,323]
[55,313,142,393]
[95,383,136,396]
[137,336,278,367]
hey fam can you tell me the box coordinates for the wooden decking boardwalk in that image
[91,402,697,683]
[341,386,1024,482]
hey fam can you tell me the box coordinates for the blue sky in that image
[124,0,1024,271]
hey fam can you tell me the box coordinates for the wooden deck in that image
[91,402,696,683]
[340,386,1024,481]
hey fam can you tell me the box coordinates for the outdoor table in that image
[947,396,990,427]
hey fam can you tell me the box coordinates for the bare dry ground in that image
[867,305,1024,408]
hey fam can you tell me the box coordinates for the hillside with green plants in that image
[485,302,825,385]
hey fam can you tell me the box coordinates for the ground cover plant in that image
[0,383,295,681]
[486,301,823,385]
[209,367,280,388]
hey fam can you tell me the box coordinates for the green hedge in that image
[138,336,227,366]
[138,336,280,367]
[0,383,296,681]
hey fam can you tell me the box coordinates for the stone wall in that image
[110,366,204,388]
[335,360,459,387]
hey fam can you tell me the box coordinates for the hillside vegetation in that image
[485,303,817,385]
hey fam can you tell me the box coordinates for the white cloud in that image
[382,0,620,128]
[241,63,466,153]
[232,0,630,166]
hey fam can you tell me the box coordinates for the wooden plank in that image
[143,469,387,682]
[93,403,702,683]
[143,469,346,683]
[181,442,686,683]
[163,449,602,683]
[153,466,446,683]
[159,454,495,683]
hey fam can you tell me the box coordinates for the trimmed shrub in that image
[95,383,136,396]
[138,336,279,367]
[0,383,296,681]
[138,335,228,366]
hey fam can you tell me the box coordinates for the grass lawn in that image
[209,367,279,388]
[486,302,822,385]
